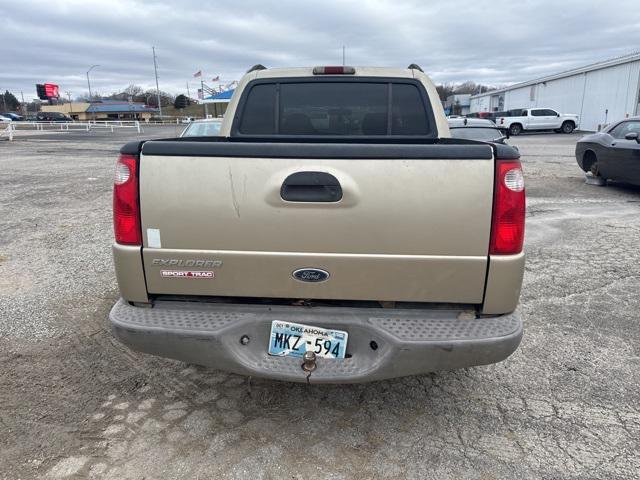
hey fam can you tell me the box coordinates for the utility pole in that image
[342,45,345,66]
[201,74,208,118]
[152,46,163,118]
[21,91,26,116]
[65,91,72,118]
[186,81,191,101]
[1,90,7,112]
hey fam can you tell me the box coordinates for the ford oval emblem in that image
[292,268,330,283]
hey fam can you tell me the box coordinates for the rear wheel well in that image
[582,150,597,172]
[509,123,523,135]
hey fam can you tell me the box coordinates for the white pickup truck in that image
[497,108,579,135]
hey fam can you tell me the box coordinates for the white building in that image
[444,94,471,116]
[470,52,640,131]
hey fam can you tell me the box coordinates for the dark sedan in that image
[448,118,511,144]
[35,112,73,122]
[576,118,640,186]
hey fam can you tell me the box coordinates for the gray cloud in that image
[2,0,640,100]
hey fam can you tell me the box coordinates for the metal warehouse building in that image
[470,52,640,131]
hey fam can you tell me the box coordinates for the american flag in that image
[212,75,220,81]
[193,70,202,78]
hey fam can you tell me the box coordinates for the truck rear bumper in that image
[109,299,522,384]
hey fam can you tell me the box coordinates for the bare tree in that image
[436,81,496,100]
[435,83,455,102]
[143,89,175,107]
[25,99,42,112]
[456,81,497,95]
[124,84,144,96]
[75,85,176,106]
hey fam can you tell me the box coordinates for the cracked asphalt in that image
[1,128,639,479]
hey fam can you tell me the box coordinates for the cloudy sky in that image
[3,0,640,100]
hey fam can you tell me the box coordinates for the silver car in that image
[180,118,223,137]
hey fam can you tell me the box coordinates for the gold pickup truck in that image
[109,65,525,383]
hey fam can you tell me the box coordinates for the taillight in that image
[489,159,525,255]
[312,66,356,75]
[113,154,141,245]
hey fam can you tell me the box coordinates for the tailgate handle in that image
[280,171,343,202]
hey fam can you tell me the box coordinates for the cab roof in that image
[254,66,417,79]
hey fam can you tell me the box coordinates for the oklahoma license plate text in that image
[268,320,348,359]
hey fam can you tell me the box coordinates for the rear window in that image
[238,84,276,134]
[236,80,433,137]
[449,127,504,142]
[502,109,523,117]
[391,84,429,134]
[182,121,222,137]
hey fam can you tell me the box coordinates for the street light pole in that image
[86,64,99,100]
[152,46,163,118]
[86,64,99,121]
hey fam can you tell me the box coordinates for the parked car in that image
[496,108,579,135]
[35,112,72,122]
[0,112,23,121]
[448,117,496,127]
[180,117,195,124]
[575,117,640,186]
[109,64,525,383]
[180,118,222,137]
[466,111,497,122]
[0,114,12,123]
[448,117,511,144]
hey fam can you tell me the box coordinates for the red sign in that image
[44,83,59,98]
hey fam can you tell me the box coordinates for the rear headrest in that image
[361,113,386,135]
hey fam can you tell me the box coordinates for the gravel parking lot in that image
[1,128,639,479]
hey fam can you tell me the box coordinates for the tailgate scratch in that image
[228,167,241,218]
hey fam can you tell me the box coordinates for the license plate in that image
[268,320,348,359]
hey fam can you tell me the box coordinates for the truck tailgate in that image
[139,142,494,304]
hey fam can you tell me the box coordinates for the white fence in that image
[2,120,142,140]
[1,123,13,141]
